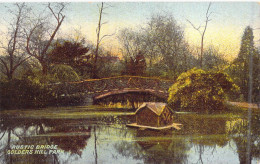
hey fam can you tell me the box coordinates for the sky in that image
[0,2,259,60]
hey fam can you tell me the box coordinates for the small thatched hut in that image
[135,102,174,127]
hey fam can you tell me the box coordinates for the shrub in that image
[0,79,54,110]
[168,68,239,112]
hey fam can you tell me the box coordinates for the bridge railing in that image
[68,75,174,94]
[49,76,175,96]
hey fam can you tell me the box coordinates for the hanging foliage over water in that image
[168,68,239,112]
[94,92,166,109]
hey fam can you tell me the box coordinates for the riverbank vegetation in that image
[168,68,239,113]
[0,3,259,111]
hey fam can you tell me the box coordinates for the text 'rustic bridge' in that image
[65,76,174,102]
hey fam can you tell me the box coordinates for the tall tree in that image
[229,26,260,102]
[48,40,89,67]
[119,14,191,78]
[146,14,189,77]
[47,40,90,76]
[187,2,212,68]
[92,2,114,78]
[25,3,66,75]
[118,28,144,73]
[0,3,31,80]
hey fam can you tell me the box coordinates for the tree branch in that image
[99,32,115,43]
[25,24,39,57]
[205,2,212,18]
[12,56,31,71]
[0,57,9,74]
[48,3,58,21]
[41,3,65,57]
[186,19,202,35]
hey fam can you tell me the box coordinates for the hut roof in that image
[135,102,167,116]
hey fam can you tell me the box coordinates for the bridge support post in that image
[82,94,94,105]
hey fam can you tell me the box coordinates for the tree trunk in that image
[200,36,204,68]
[41,61,48,76]
[7,72,13,81]
[92,2,104,79]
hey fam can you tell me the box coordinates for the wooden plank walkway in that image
[126,123,182,130]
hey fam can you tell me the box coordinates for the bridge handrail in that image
[69,75,174,84]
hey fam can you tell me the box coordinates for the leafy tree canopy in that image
[48,40,89,67]
[168,68,239,112]
[227,26,260,102]
[123,51,146,76]
[49,64,80,82]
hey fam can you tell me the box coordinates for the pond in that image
[0,107,259,164]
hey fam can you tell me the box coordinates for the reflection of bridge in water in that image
[67,76,174,103]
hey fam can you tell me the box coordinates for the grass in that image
[175,112,241,120]
[1,102,257,120]
[0,105,135,119]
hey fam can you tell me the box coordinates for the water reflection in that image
[134,130,189,164]
[45,122,92,156]
[0,111,259,164]
[0,117,61,163]
[176,115,229,147]
[230,114,260,164]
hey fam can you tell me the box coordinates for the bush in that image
[0,79,55,110]
[168,68,239,112]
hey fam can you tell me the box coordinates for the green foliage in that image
[168,68,239,112]
[119,14,195,78]
[48,40,89,65]
[0,79,54,110]
[203,46,228,71]
[97,59,123,78]
[123,52,146,76]
[49,64,80,82]
[23,68,54,84]
[226,26,260,102]
[26,65,83,104]
[48,40,90,77]
[0,60,85,110]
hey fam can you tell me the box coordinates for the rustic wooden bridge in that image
[64,76,174,102]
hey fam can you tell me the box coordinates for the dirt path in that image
[228,101,260,109]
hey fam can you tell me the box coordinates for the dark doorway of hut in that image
[127,102,182,130]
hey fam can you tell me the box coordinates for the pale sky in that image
[0,2,259,60]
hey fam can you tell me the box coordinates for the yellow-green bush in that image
[168,68,239,112]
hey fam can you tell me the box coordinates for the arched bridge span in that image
[67,75,174,101]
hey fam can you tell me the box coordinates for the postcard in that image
[0,2,259,164]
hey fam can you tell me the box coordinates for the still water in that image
[0,108,259,164]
